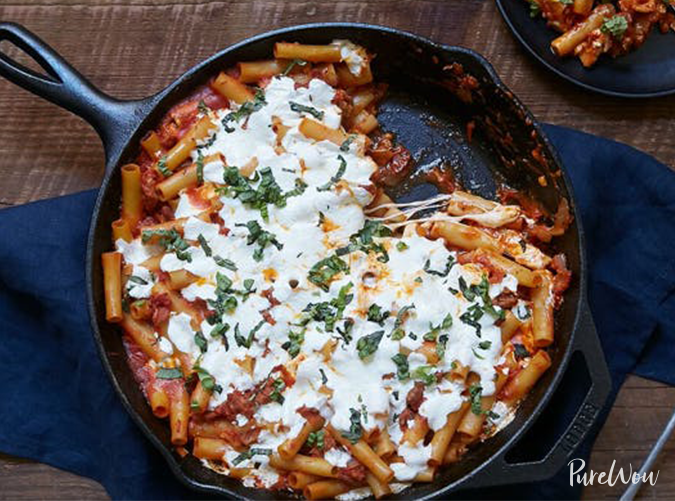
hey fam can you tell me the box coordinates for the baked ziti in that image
[102,40,573,499]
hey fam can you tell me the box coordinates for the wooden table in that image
[0,0,673,499]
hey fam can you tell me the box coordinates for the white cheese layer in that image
[116,75,517,485]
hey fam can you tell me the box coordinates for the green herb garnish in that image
[391,353,410,380]
[602,15,628,40]
[236,220,283,261]
[141,228,191,262]
[367,304,390,325]
[280,325,303,356]
[342,408,364,444]
[356,330,385,360]
[306,430,325,449]
[194,330,208,354]
[156,368,183,380]
[317,155,347,192]
[157,156,171,177]
[423,255,455,277]
[308,255,349,291]
[232,447,272,466]
[289,101,325,120]
[222,89,267,132]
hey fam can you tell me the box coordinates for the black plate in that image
[495,0,675,98]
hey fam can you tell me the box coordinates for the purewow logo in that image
[569,458,659,487]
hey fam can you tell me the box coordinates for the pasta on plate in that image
[527,0,674,67]
[101,40,573,499]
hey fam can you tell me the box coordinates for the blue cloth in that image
[0,124,673,500]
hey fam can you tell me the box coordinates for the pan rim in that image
[86,21,588,499]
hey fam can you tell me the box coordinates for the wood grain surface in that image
[0,0,673,499]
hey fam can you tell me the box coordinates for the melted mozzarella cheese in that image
[122,75,522,487]
[126,265,155,299]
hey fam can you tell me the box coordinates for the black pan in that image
[0,22,611,499]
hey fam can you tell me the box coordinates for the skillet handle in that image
[460,298,612,489]
[0,22,156,166]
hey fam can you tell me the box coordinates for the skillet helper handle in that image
[0,22,154,165]
[461,299,612,488]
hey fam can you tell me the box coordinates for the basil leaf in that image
[156,368,183,380]
[289,101,325,120]
[317,155,347,192]
[356,330,385,360]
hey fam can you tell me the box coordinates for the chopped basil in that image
[391,304,415,340]
[289,101,325,120]
[459,276,476,301]
[460,303,484,336]
[213,255,237,271]
[337,220,391,263]
[341,408,364,444]
[367,303,390,325]
[306,430,325,449]
[340,134,357,152]
[219,165,305,221]
[478,340,492,350]
[195,366,222,393]
[197,234,212,257]
[411,365,436,385]
[424,313,453,342]
[269,378,286,404]
[141,228,191,262]
[469,384,484,415]
[436,333,449,359]
[281,58,307,76]
[319,368,328,385]
[356,330,385,360]
[336,318,355,344]
[391,353,410,380]
[157,156,171,177]
[194,330,208,354]
[302,282,353,331]
[221,89,266,132]
[234,320,265,349]
[127,275,148,286]
[197,100,210,114]
[209,322,230,350]
[396,241,409,251]
[317,155,347,192]
[207,272,239,317]
[236,220,283,261]
[529,0,541,17]
[472,347,486,360]
[602,15,628,39]
[423,255,455,277]
[196,149,204,184]
[308,255,349,291]
[156,368,183,380]
[391,329,405,341]
[281,328,305,357]
[232,447,272,466]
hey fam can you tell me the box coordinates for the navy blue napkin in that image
[1,124,673,500]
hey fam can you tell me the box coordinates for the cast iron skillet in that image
[0,22,611,499]
[495,0,675,98]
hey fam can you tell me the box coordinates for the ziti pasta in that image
[103,39,573,499]
[527,0,674,67]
